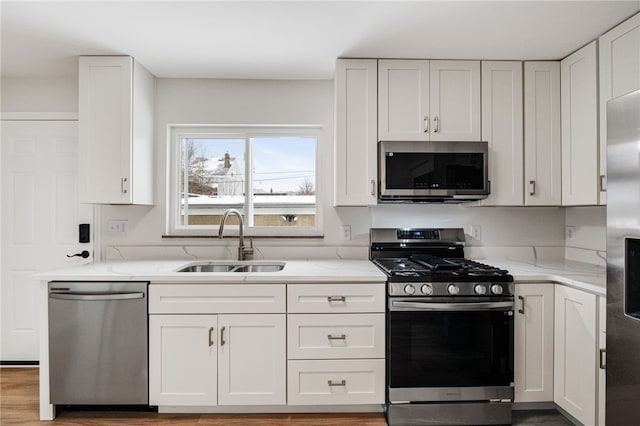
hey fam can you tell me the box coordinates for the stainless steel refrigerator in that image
[607,88,640,425]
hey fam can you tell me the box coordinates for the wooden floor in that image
[0,368,386,425]
[0,368,574,425]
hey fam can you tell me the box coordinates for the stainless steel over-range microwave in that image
[378,140,489,203]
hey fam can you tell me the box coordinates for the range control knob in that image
[447,284,460,295]
[491,284,504,295]
[474,284,487,295]
[421,284,433,295]
[404,284,416,295]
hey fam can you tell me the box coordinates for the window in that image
[169,126,320,235]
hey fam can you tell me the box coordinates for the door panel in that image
[1,120,93,361]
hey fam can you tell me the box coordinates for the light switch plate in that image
[108,220,128,235]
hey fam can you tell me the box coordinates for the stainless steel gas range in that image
[370,228,514,426]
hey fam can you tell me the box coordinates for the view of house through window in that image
[176,130,317,231]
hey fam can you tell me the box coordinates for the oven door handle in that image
[390,300,514,311]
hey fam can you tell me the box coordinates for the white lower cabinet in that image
[554,285,598,426]
[150,313,286,406]
[288,359,385,405]
[149,315,218,406]
[514,283,555,402]
[598,296,606,426]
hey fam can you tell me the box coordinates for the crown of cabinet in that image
[78,56,155,205]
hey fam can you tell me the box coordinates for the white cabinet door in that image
[481,61,523,205]
[334,59,378,206]
[561,42,599,206]
[217,314,286,405]
[149,315,218,406]
[378,59,430,141]
[554,285,598,426]
[514,283,554,403]
[599,12,640,205]
[430,60,481,141]
[78,56,154,205]
[524,62,562,206]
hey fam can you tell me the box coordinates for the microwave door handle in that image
[391,300,513,311]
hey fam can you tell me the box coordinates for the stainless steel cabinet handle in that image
[423,116,429,133]
[121,177,128,194]
[600,349,606,369]
[371,179,376,196]
[220,326,226,346]
[327,296,346,302]
[209,327,214,347]
[518,296,525,314]
[433,116,439,133]
[327,334,346,340]
[327,379,346,387]
[600,175,607,192]
[49,292,144,301]
[529,180,536,196]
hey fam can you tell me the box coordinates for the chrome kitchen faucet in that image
[218,209,253,261]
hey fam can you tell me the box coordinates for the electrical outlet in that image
[470,225,482,241]
[340,225,352,241]
[108,220,128,235]
[566,226,576,240]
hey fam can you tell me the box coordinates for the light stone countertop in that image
[35,259,388,284]
[480,258,606,296]
[35,257,605,295]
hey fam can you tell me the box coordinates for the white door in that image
[480,61,523,205]
[429,60,481,141]
[1,120,93,362]
[514,283,555,402]
[378,59,430,141]
[218,314,286,405]
[149,314,218,406]
[554,285,598,426]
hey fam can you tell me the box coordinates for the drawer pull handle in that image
[518,296,525,315]
[327,334,346,340]
[327,296,346,302]
[328,379,346,387]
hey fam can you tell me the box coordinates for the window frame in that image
[168,125,323,237]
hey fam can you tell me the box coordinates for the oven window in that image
[385,152,485,190]
[388,310,513,388]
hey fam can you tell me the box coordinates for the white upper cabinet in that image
[430,60,481,141]
[78,56,155,205]
[561,42,599,206]
[599,12,640,205]
[334,59,378,206]
[524,62,562,206]
[378,59,480,142]
[480,61,523,205]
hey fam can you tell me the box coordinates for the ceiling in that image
[2,1,639,80]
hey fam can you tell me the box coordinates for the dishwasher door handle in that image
[49,292,145,301]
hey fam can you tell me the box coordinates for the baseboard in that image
[0,361,39,367]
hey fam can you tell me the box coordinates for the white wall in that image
[565,206,606,265]
[1,77,78,113]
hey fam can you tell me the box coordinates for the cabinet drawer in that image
[288,314,385,359]
[287,359,384,405]
[149,284,285,314]
[287,284,385,313]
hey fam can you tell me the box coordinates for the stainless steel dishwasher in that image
[48,281,148,405]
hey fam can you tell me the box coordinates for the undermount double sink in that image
[176,261,285,273]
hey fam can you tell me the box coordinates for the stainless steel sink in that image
[176,261,285,273]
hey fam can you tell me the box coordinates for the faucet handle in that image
[242,239,254,260]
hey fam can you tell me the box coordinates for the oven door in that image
[388,297,514,403]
